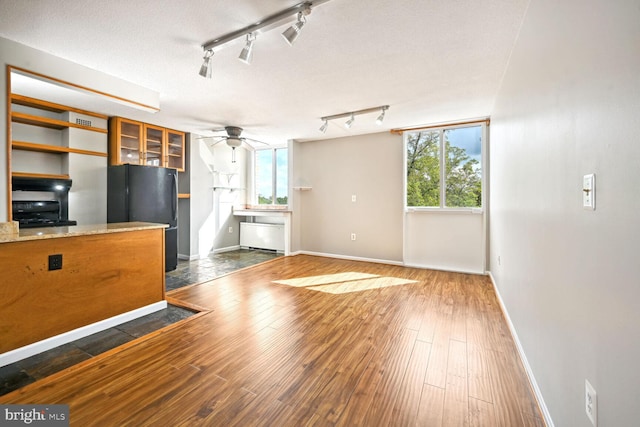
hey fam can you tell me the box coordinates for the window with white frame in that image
[405,124,483,209]
[255,147,288,205]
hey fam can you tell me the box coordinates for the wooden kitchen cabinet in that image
[144,123,165,167]
[109,117,185,171]
[166,129,185,171]
[109,117,143,166]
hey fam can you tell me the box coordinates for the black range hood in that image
[12,176,73,192]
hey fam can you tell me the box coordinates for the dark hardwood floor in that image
[0,255,544,426]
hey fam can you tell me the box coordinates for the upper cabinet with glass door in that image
[109,117,142,165]
[166,129,185,171]
[144,124,165,167]
[109,117,185,171]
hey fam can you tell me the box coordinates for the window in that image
[255,147,288,205]
[405,124,483,209]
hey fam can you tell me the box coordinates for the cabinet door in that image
[166,130,185,171]
[114,118,142,165]
[144,124,165,167]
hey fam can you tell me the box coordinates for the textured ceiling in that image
[0,0,529,144]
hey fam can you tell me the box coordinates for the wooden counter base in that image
[0,226,165,354]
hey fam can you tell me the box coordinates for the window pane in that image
[406,130,440,207]
[256,150,273,204]
[275,148,288,205]
[444,126,482,207]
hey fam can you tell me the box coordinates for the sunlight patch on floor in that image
[273,272,418,294]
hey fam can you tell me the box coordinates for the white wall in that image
[294,132,404,263]
[404,211,485,273]
[489,0,640,425]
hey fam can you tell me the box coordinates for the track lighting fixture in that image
[199,49,214,79]
[282,10,308,46]
[199,1,331,76]
[319,105,390,133]
[376,106,388,125]
[344,113,355,129]
[238,33,256,64]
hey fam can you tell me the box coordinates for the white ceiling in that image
[0,0,529,145]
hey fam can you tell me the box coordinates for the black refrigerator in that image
[107,164,178,271]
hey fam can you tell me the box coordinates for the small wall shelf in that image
[213,186,244,191]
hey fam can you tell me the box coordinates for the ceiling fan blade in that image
[244,137,269,146]
[241,140,256,151]
[206,137,227,147]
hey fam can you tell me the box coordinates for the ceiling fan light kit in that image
[204,126,269,163]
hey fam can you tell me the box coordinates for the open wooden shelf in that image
[12,112,107,134]
[12,140,107,157]
[11,94,108,119]
[12,171,71,180]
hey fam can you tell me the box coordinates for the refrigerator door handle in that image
[172,172,178,222]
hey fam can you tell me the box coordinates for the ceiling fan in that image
[200,126,268,162]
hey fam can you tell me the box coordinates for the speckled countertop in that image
[0,222,168,243]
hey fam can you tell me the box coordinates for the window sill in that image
[405,207,483,214]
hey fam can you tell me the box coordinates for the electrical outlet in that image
[48,254,63,271]
[351,194,357,202]
[351,233,356,241]
[585,379,597,426]
[228,226,233,233]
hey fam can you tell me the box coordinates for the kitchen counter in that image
[0,221,167,243]
[0,222,166,364]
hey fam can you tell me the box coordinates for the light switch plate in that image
[583,174,595,210]
[585,379,597,426]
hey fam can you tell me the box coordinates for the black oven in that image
[12,200,77,228]
[12,177,77,229]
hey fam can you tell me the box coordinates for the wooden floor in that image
[0,255,544,426]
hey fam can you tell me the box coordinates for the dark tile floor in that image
[165,248,283,291]
[0,249,281,397]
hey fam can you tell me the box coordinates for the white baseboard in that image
[0,301,167,368]
[212,245,241,254]
[403,261,484,275]
[178,253,199,261]
[488,272,554,427]
[298,250,404,266]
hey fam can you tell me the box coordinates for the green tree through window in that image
[406,125,482,208]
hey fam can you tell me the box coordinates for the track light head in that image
[319,119,328,133]
[238,33,256,64]
[282,9,308,46]
[376,107,387,125]
[345,113,355,129]
[199,49,214,78]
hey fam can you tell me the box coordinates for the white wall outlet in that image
[351,194,357,202]
[585,379,597,426]
[583,174,595,210]
[351,233,356,241]
[228,226,233,234]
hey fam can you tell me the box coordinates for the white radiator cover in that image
[240,222,285,251]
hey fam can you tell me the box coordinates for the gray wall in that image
[294,132,403,262]
[489,0,640,425]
